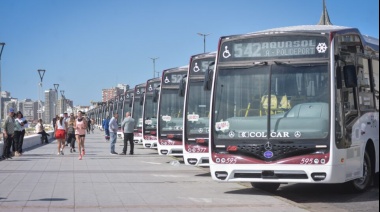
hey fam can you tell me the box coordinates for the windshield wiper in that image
[274,61,293,66]
[274,61,319,68]
[253,61,268,66]
[220,61,268,69]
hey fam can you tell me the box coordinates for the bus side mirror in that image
[178,76,187,97]
[153,89,160,102]
[140,94,145,106]
[336,66,342,89]
[343,65,357,88]
[204,62,215,91]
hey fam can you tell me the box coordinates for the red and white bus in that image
[132,83,146,144]
[142,77,161,148]
[117,89,134,140]
[157,66,188,155]
[183,52,216,166]
[207,25,379,192]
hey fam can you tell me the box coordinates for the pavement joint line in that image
[0,129,310,211]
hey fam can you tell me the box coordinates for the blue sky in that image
[0,0,378,106]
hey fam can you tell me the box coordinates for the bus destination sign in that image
[147,81,160,93]
[135,86,145,97]
[220,36,328,61]
[190,58,215,76]
[163,72,186,85]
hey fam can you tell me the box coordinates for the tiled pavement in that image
[0,130,308,212]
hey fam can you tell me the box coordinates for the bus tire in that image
[251,182,280,192]
[348,151,372,192]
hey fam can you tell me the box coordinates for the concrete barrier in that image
[0,131,54,157]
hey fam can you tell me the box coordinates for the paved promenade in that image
[0,130,308,212]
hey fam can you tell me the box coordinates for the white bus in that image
[183,52,216,166]
[142,77,161,148]
[132,83,146,144]
[157,66,188,155]
[117,89,134,140]
[207,25,379,192]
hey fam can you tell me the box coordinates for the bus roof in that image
[146,77,161,83]
[163,65,189,73]
[135,83,146,88]
[191,51,217,59]
[227,25,379,52]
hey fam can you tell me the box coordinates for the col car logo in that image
[264,141,274,159]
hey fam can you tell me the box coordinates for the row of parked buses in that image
[88,24,379,192]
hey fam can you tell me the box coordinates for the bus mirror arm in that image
[204,69,213,91]
[343,65,358,88]
[178,76,187,97]
[336,66,342,89]
[140,94,145,106]
[153,89,159,102]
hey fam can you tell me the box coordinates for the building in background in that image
[18,99,36,122]
[1,91,10,98]
[116,84,129,92]
[102,84,129,102]
[3,99,17,116]
[57,98,73,114]
[44,89,57,124]
[0,91,12,122]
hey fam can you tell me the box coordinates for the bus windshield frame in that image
[212,34,331,146]
[158,88,185,135]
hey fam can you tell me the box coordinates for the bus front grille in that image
[234,171,308,179]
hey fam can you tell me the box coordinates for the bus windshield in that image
[144,95,158,131]
[159,89,184,133]
[132,98,143,129]
[186,80,211,136]
[213,62,330,143]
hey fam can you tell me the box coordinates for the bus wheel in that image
[251,182,280,192]
[349,151,372,192]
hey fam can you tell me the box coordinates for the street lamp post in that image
[37,69,46,120]
[197,33,210,53]
[150,57,159,78]
[53,84,59,117]
[60,90,65,113]
[0,42,5,128]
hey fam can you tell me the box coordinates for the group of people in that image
[52,111,88,160]
[2,109,136,161]
[103,112,135,156]
[1,108,28,160]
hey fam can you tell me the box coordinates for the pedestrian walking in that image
[75,111,87,160]
[63,112,69,146]
[13,111,27,156]
[91,118,95,133]
[55,114,67,155]
[16,111,28,155]
[86,116,91,134]
[102,116,110,141]
[67,113,76,153]
[1,108,15,160]
[109,113,119,155]
[52,115,58,138]
[119,112,135,155]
